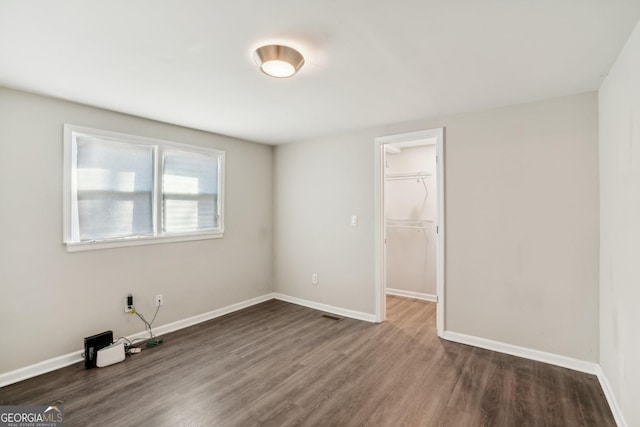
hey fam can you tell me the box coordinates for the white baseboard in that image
[386,288,437,302]
[0,293,276,388]
[443,331,629,425]
[0,350,85,389]
[442,331,600,375]
[273,293,377,323]
[594,366,627,427]
[144,293,276,339]
[0,292,376,388]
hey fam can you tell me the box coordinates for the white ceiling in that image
[1,1,639,145]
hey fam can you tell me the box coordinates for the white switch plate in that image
[350,215,358,227]
[312,273,318,285]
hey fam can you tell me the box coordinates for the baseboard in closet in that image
[386,288,436,302]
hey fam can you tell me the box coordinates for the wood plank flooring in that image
[0,296,614,426]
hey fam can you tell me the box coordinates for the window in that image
[63,125,224,251]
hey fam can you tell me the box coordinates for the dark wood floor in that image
[0,296,614,426]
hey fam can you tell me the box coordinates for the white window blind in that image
[64,125,225,251]
[75,137,154,241]
[162,150,219,233]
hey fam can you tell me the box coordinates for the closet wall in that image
[385,145,437,298]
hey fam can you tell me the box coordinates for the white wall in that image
[385,145,437,296]
[0,87,273,374]
[599,20,640,427]
[0,85,602,380]
[274,92,599,362]
[273,134,374,313]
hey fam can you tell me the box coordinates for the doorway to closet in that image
[374,128,445,336]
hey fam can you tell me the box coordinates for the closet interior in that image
[384,142,438,302]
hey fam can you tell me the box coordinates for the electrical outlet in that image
[156,294,163,307]
[124,294,134,313]
[311,273,318,285]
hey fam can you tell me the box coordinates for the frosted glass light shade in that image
[253,45,304,78]
[261,59,296,78]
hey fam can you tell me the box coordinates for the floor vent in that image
[321,314,343,321]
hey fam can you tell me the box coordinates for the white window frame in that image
[63,124,225,252]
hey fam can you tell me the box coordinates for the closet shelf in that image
[385,171,432,181]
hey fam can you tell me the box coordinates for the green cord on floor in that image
[146,338,164,347]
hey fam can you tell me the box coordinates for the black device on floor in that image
[84,330,113,369]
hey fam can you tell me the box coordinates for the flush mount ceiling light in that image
[253,45,305,78]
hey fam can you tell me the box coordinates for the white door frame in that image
[374,128,445,337]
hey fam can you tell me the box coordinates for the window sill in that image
[65,231,224,252]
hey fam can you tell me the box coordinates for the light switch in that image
[350,215,358,227]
